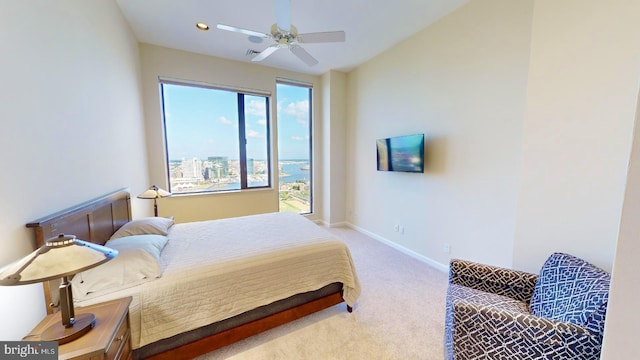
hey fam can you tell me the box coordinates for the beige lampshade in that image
[137,185,171,199]
[0,234,118,285]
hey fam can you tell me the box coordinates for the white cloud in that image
[284,100,309,117]
[247,129,262,138]
[278,99,309,126]
[291,136,305,141]
[246,99,266,116]
[257,119,267,126]
[219,116,233,125]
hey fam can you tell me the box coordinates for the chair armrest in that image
[449,259,538,302]
[453,301,602,360]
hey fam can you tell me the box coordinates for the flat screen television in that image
[376,133,425,173]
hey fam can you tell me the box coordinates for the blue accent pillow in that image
[529,252,610,337]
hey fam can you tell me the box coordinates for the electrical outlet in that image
[400,225,405,234]
[394,224,400,232]
[443,243,450,253]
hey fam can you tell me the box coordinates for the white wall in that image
[601,89,640,359]
[346,0,534,268]
[512,0,640,273]
[0,0,147,340]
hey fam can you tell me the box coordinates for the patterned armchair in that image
[444,253,610,360]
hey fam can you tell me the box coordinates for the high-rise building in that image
[181,157,203,181]
[207,156,229,178]
[247,158,254,175]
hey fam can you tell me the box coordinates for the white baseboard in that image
[346,222,449,273]
[313,219,349,228]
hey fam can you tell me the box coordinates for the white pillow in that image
[72,234,169,301]
[110,217,174,240]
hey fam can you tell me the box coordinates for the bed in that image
[26,189,361,359]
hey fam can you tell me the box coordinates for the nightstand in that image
[24,297,132,360]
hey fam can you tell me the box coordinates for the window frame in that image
[276,80,314,215]
[159,78,272,195]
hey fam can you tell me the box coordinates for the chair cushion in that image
[529,253,610,338]
[445,283,531,360]
[449,283,530,313]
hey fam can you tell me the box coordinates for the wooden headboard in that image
[26,188,132,314]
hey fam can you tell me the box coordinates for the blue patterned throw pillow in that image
[529,252,610,338]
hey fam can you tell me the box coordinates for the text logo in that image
[1,342,57,359]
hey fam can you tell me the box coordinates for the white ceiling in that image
[115,0,469,75]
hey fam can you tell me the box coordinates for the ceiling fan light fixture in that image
[215,0,345,66]
[196,22,210,31]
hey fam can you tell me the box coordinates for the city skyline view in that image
[160,81,313,213]
[163,83,311,161]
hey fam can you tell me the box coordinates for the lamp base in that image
[41,313,96,345]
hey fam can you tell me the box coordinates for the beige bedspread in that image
[75,212,361,349]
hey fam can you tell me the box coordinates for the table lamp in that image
[0,234,117,344]
[137,185,171,216]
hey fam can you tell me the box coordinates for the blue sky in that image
[162,83,310,161]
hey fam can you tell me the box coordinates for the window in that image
[277,82,312,214]
[160,80,270,194]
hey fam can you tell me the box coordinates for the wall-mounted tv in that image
[376,133,425,173]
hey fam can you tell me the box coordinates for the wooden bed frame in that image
[26,189,349,359]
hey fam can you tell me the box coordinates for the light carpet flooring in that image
[195,226,449,360]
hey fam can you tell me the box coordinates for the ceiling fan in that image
[216,0,346,66]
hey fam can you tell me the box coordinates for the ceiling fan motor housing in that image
[216,0,344,66]
[271,24,297,46]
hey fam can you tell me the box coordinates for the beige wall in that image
[347,0,640,352]
[346,0,640,273]
[346,0,533,268]
[321,71,348,226]
[512,0,640,273]
[138,44,324,223]
[0,0,147,340]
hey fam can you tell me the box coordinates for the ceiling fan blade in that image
[290,45,318,66]
[217,24,271,39]
[297,31,346,43]
[252,45,279,62]
[275,0,291,32]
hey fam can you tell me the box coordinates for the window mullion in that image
[237,93,248,189]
